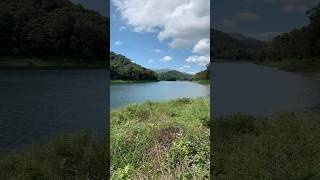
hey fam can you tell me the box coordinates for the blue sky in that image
[110,0,210,74]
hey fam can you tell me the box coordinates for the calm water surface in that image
[110,81,210,109]
[212,62,320,117]
[0,70,107,151]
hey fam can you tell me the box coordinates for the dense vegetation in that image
[211,29,265,61]
[213,112,320,179]
[193,65,210,84]
[157,70,192,81]
[0,130,107,179]
[262,3,320,73]
[110,52,158,81]
[111,98,210,179]
[0,0,108,67]
[213,3,320,74]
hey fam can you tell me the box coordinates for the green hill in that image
[110,52,158,81]
[157,70,193,81]
[0,0,108,67]
[212,29,265,61]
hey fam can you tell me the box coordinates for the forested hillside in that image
[212,29,265,61]
[0,0,108,66]
[157,70,192,81]
[193,65,209,81]
[265,4,320,61]
[110,52,158,81]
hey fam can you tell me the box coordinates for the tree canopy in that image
[0,0,108,63]
[110,52,158,81]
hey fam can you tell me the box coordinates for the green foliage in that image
[213,112,320,179]
[111,97,210,179]
[0,130,107,179]
[211,29,266,61]
[0,0,108,65]
[110,52,158,81]
[193,64,210,81]
[157,70,192,81]
[263,2,320,71]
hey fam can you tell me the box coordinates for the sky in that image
[213,0,319,41]
[110,0,210,74]
[71,0,109,17]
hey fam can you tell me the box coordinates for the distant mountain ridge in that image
[157,70,193,81]
[212,29,266,61]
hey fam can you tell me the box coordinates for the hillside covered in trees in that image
[211,29,266,61]
[0,0,108,67]
[213,2,320,73]
[110,52,158,81]
[157,70,193,81]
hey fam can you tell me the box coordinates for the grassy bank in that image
[110,80,159,84]
[111,97,210,179]
[0,130,107,179]
[213,112,320,179]
[0,56,106,69]
[263,58,320,77]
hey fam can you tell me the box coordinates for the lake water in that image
[110,81,210,109]
[212,62,320,117]
[0,70,108,151]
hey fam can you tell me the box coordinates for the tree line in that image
[0,0,108,63]
[212,2,320,69]
[264,3,320,61]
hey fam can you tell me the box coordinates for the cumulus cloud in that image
[114,41,123,46]
[186,56,210,66]
[160,56,173,62]
[111,0,210,49]
[192,39,210,55]
[235,12,259,21]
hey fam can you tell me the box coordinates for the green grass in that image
[0,130,108,179]
[213,112,320,179]
[0,56,106,69]
[110,80,159,84]
[111,97,210,179]
[264,58,320,74]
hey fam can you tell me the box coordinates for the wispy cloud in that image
[114,41,123,46]
[154,49,161,53]
[148,59,155,63]
[119,26,126,31]
[235,12,259,21]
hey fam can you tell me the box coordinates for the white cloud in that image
[160,56,173,62]
[119,26,126,31]
[192,39,210,55]
[148,59,155,63]
[186,55,209,66]
[114,41,123,46]
[112,0,210,49]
